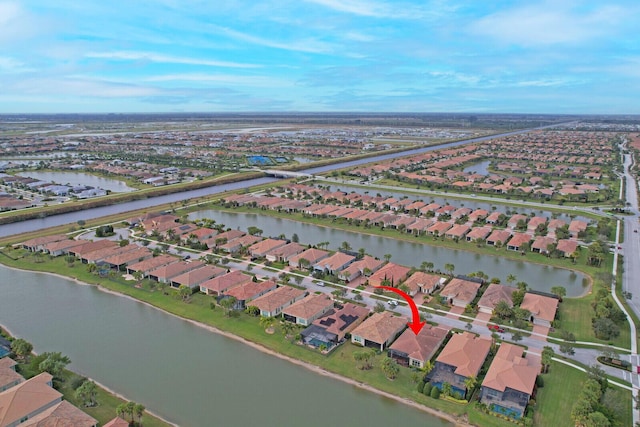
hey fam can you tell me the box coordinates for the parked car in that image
[388,300,398,307]
[488,324,505,333]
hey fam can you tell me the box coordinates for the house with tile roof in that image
[388,324,449,369]
[338,255,384,282]
[351,312,407,351]
[282,294,334,326]
[486,230,512,246]
[466,227,492,242]
[148,260,205,284]
[506,233,532,252]
[288,248,329,269]
[480,343,540,419]
[520,293,559,327]
[556,239,578,257]
[126,254,177,277]
[313,252,356,275]
[0,373,97,427]
[248,238,287,259]
[477,284,517,314]
[367,262,411,288]
[199,270,253,296]
[531,236,556,254]
[403,271,444,295]
[444,224,471,240]
[0,359,22,393]
[218,234,261,254]
[301,303,370,350]
[251,286,307,317]
[222,279,278,310]
[428,332,492,396]
[103,417,130,427]
[439,278,482,308]
[170,265,227,290]
[265,242,305,263]
[22,235,68,252]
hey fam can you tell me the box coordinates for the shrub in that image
[70,375,87,390]
[417,381,426,394]
[535,375,544,388]
[430,386,440,399]
[423,383,433,396]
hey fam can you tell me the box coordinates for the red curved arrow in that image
[374,285,425,335]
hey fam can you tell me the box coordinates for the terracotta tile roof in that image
[224,279,278,302]
[248,238,287,256]
[466,227,492,240]
[251,286,307,314]
[486,229,512,244]
[351,312,408,345]
[20,400,97,427]
[200,270,253,294]
[282,294,333,321]
[42,239,87,254]
[481,343,539,395]
[266,242,305,259]
[82,244,140,263]
[102,247,152,267]
[103,417,130,427]
[368,262,411,287]
[436,332,492,378]
[314,252,355,272]
[22,235,67,249]
[170,265,227,287]
[288,248,329,266]
[440,278,481,305]
[69,240,118,257]
[445,224,471,238]
[507,233,532,249]
[531,236,555,252]
[0,373,61,427]
[148,260,205,281]
[520,293,558,323]
[403,271,442,294]
[0,359,22,392]
[427,221,452,234]
[389,324,449,362]
[556,239,578,255]
[127,254,177,273]
[477,284,516,310]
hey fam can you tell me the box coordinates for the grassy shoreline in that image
[0,323,173,427]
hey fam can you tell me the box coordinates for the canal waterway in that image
[0,125,550,238]
[0,265,450,427]
[188,210,589,297]
[17,171,136,193]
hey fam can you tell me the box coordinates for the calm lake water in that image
[189,210,589,297]
[0,265,450,427]
[17,171,136,193]
[462,160,491,175]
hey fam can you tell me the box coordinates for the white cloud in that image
[85,51,261,68]
[145,73,294,87]
[212,26,334,54]
[470,2,626,46]
[0,56,34,73]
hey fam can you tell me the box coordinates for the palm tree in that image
[341,241,352,251]
[421,261,434,272]
[506,274,517,286]
[444,263,455,277]
[259,316,275,333]
[381,357,400,380]
[541,346,554,374]
[464,376,477,399]
[280,321,296,339]
[219,296,237,317]
[384,253,392,263]
[134,403,145,425]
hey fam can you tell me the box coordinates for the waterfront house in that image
[300,303,370,349]
[147,260,205,284]
[81,244,140,265]
[428,332,492,396]
[104,417,130,427]
[485,211,502,225]
[282,294,334,326]
[486,230,512,246]
[0,358,22,392]
[21,234,68,252]
[0,372,97,427]
[466,227,492,242]
[439,278,482,308]
[251,286,307,317]
[507,214,528,230]
[199,270,253,296]
[102,247,153,271]
[68,239,117,259]
[222,279,278,309]
[568,220,588,238]
[126,254,177,277]
[556,239,578,257]
[388,324,449,369]
[350,312,407,351]
[531,236,556,254]
[218,234,261,254]
[480,343,540,419]
[444,224,471,240]
[426,221,452,236]
[42,238,87,257]
[506,233,532,252]
[170,265,227,290]
[520,293,559,327]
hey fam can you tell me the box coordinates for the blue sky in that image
[1,0,639,114]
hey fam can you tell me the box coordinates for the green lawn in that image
[535,361,631,427]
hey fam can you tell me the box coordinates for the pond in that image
[188,209,589,297]
[17,171,136,193]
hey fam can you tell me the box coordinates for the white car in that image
[388,300,398,307]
